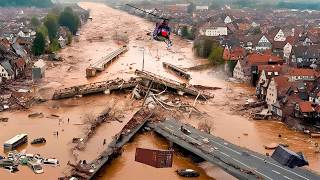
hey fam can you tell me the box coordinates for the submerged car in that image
[176,169,200,177]
[4,165,19,173]
[31,138,46,145]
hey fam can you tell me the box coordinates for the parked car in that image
[27,160,43,174]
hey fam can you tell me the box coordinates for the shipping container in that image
[135,148,173,168]
[271,145,308,168]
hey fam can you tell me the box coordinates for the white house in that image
[256,35,272,51]
[288,68,318,81]
[251,22,259,28]
[17,30,30,38]
[0,60,15,80]
[283,42,292,60]
[196,6,208,11]
[224,16,232,24]
[233,60,251,82]
[205,27,228,36]
[274,29,286,42]
[266,76,290,116]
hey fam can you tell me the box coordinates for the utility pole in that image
[142,48,145,71]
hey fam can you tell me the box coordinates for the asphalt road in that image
[154,119,320,180]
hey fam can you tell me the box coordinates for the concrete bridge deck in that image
[151,119,320,180]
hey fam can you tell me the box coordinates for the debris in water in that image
[28,112,44,118]
[176,169,200,177]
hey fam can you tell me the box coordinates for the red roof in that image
[14,58,25,68]
[247,53,283,65]
[288,68,318,77]
[258,64,283,73]
[223,47,245,61]
[273,76,291,95]
[299,102,314,113]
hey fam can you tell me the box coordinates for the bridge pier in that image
[104,89,111,95]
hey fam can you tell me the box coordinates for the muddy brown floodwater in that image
[0,2,319,180]
[99,132,235,180]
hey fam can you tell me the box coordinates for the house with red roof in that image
[247,52,284,66]
[223,46,245,61]
[256,64,284,99]
[288,68,319,82]
[233,59,251,82]
[295,101,320,119]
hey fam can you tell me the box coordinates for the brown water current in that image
[0,2,319,180]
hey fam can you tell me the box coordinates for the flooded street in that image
[0,2,319,179]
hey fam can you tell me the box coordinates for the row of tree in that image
[0,0,52,8]
[32,7,81,56]
[193,37,224,65]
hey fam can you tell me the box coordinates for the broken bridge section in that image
[52,77,140,100]
[150,119,320,180]
[86,45,129,77]
[135,70,213,99]
[162,62,191,80]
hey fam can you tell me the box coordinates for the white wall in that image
[0,65,13,80]
[205,27,228,36]
[266,78,277,110]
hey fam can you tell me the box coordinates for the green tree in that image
[67,31,73,45]
[181,26,189,38]
[208,44,224,65]
[32,31,46,56]
[58,7,80,35]
[227,60,237,75]
[187,2,195,14]
[193,37,218,58]
[37,25,48,37]
[31,16,40,27]
[44,13,59,41]
[48,38,60,53]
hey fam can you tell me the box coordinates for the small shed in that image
[32,59,46,81]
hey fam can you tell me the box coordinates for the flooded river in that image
[0,2,319,180]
